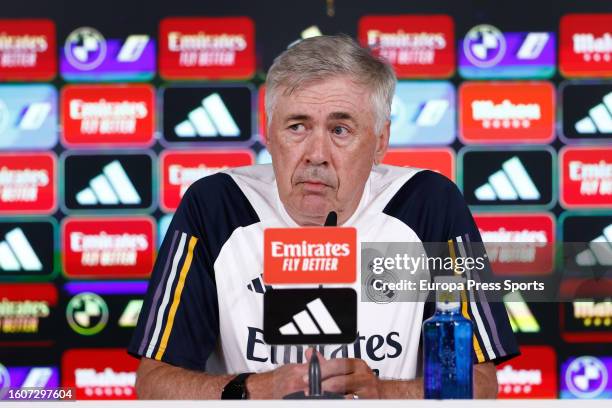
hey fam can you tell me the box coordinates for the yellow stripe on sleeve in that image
[155,235,198,360]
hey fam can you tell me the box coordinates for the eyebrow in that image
[283,112,356,123]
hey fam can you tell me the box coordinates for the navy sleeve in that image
[384,170,519,365]
[128,173,259,370]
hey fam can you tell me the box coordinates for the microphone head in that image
[324,211,337,227]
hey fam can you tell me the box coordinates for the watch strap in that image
[221,372,253,399]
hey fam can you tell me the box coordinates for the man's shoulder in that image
[186,164,273,199]
[369,165,459,209]
[382,166,463,212]
[181,168,262,224]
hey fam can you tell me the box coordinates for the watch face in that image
[222,374,249,399]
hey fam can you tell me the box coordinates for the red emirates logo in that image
[61,217,155,279]
[160,150,253,211]
[0,153,56,214]
[561,146,612,208]
[62,349,138,400]
[497,346,557,398]
[159,17,255,79]
[264,227,357,284]
[460,82,555,143]
[382,148,455,181]
[0,19,56,80]
[61,85,155,147]
[358,15,455,78]
[560,14,612,77]
[474,213,554,275]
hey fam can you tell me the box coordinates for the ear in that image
[373,120,390,165]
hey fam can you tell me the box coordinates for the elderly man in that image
[129,35,518,399]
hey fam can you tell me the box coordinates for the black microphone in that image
[308,351,322,396]
[324,211,337,227]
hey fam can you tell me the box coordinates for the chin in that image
[296,199,331,221]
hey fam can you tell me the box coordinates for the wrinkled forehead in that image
[273,76,375,122]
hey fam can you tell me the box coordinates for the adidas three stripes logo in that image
[474,156,540,201]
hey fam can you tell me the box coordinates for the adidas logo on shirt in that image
[278,298,342,335]
[576,224,612,266]
[246,274,271,294]
[0,227,42,271]
[75,160,141,206]
[174,93,240,138]
[574,91,612,134]
[474,156,540,201]
[264,288,357,345]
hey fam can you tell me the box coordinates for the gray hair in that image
[265,34,396,134]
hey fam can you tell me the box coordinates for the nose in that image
[304,126,331,166]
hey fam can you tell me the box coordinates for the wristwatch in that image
[221,372,253,399]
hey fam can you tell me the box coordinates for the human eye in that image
[288,123,306,132]
[331,125,350,137]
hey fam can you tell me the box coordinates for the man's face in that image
[267,75,389,226]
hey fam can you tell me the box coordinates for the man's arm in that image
[135,358,233,399]
[313,348,498,399]
[379,362,498,399]
[135,357,311,399]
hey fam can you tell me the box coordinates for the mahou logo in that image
[264,227,357,284]
[561,147,612,208]
[382,148,455,181]
[61,85,154,147]
[160,150,253,211]
[560,14,612,77]
[460,82,555,143]
[0,153,55,214]
[62,349,138,400]
[159,17,255,79]
[358,15,454,78]
[474,213,554,275]
[497,346,557,398]
[62,217,154,278]
[0,19,56,80]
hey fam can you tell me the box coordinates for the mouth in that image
[298,180,331,193]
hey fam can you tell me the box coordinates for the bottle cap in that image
[434,275,463,311]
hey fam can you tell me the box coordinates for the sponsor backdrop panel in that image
[0,0,610,400]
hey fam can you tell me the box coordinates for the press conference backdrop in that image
[0,0,610,401]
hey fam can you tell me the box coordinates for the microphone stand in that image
[284,211,343,399]
[283,349,343,399]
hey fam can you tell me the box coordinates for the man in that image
[129,35,518,399]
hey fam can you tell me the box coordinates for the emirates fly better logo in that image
[61,85,155,147]
[159,17,255,79]
[0,19,56,80]
[160,150,253,211]
[0,153,56,214]
[474,213,554,275]
[61,217,155,279]
[358,15,454,78]
[561,147,612,208]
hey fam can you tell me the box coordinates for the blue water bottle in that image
[423,276,473,399]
